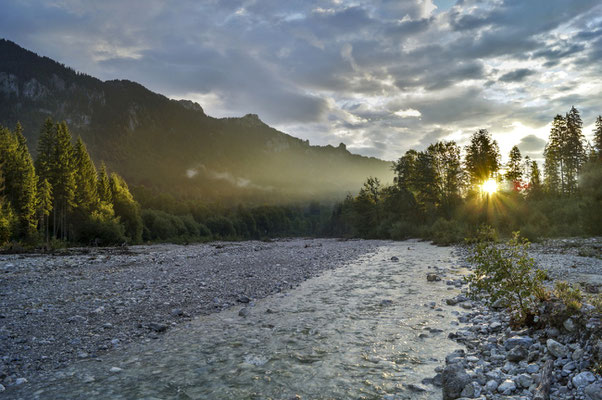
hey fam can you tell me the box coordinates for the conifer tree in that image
[595,116,602,158]
[109,172,142,243]
[527,161,542,200]
[0,124,38,238]
[464,129,501,189]
[50,122,76,240]
[0,162,11,244]
[37,178,52,244]
[505,145,523,188]
[564,106,586,194]
[544,115,566,195]
[97,163,112,204]
[73,137,99,213]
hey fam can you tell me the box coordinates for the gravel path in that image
[0,238,386,386]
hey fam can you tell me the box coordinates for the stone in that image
[110,367,122,373]
[380,299,393,306]
[572,347,585,361]
[427,273,441,282]
[572,371,596,388]
[446,298,460,306]
[507,346,528,362]
[584,383,602,400]
[497,379,516,394]
[0,384,4,392]
[491,298,508,309]
[505,336,534,350]
[446,349,465,364]
[517,373,533,388]
[148,323,168,333]
[15,377,27,385]
[442,364,471,400]
[237,296,251,304]
[563,318,576,332]
[82,375,95,383]
[406,383,428,392]
[461,382,481,398]
[546,339,568,358]
[390,256,399,262]
[485,380,499,392]
[239,307,250,317]
[526,364,539,374]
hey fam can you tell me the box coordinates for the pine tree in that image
[37,178,52,244]
[544,114,566,194]
[0,124,38,238]
[109,172,142,243]
[527,161,542,200]
[50,122,76,240]
[564,106,586,194]
[97,163,112,204]
[0,162,11,244]
[505,145,523,189]
[593,116,602,159]
[73,137,99,213]
[464,129,501,189]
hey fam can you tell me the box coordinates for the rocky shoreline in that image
[432,238,602,400]
[0,238,386,390]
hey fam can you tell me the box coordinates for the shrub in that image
[429,218,465,245]
[554,281,582,312]
[465,231,547,325]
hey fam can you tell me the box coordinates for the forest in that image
[0,106,601,248]
[329,107,602,244]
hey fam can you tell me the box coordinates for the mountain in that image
[0,39,393,204]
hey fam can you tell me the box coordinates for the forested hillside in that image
[0,39,392,204]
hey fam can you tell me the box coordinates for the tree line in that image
[0,119,331,247]
[327,107,602,243]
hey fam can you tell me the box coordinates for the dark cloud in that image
[499,69,536,83]
[517,134,547,153]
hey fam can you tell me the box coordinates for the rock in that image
[572,347,585,361]
[380,299,393,306]
[446,298,460,306]
[526,364,539,374]
[504,336,534,350]
[110,367,122,373]
[15,377,27,385]
[237,296,251,304]
[82,375,95,383]
[572,371,596,388]
[584,383,602,400]
[390,256,399,262]
[485,380,499,392]
[489,321,502,331]
[148,323,168,333]
[491,298,508,309]
[442,364,471,400]
[459,302,473,310]
[170,308,184,316]
[406,383,428,392]
[239,307,250,317]
[517,373,533,388]
[546,339,568,358]
[446,349,465,364]
[461,382,481,398]
[497,379,516,394]
[563,318,575,332]
[0,384,4,392]
[507,346,528,362]
[427,273,441,282]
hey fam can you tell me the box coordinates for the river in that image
[14,240,468,400]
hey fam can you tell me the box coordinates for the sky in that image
[1,0,602,162]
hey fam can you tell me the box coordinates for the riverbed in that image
[3,240,468,399]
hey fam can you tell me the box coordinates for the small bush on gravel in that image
[554,281,583,312]
[466,231,547,325]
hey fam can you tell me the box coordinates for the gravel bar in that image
[0,238,386,386]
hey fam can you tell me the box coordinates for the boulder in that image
[507,346,528,362]
[546,339,568,358]
[427,273,441,282]
[504,336,534,350]
[442,364,471,400]
[584,383,602,400]
[572,371,596,389]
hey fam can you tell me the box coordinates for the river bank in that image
[0,238,386,387]
[437,237,602,400]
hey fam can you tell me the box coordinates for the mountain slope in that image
[0,39,393,203]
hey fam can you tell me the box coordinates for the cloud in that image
[517,134,547,153]
[1,0,601,161]
[499,69,536,83]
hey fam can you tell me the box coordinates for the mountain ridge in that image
[0,39,393,203]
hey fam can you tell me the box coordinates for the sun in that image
[481,178,498,195]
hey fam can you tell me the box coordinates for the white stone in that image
[497,379,516,393]
[546,339,568,358]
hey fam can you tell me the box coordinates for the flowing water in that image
[17,241,468,400]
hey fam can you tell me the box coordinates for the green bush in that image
[388,220,416,240]
[466,231,547,325]
[428,218,465,245]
